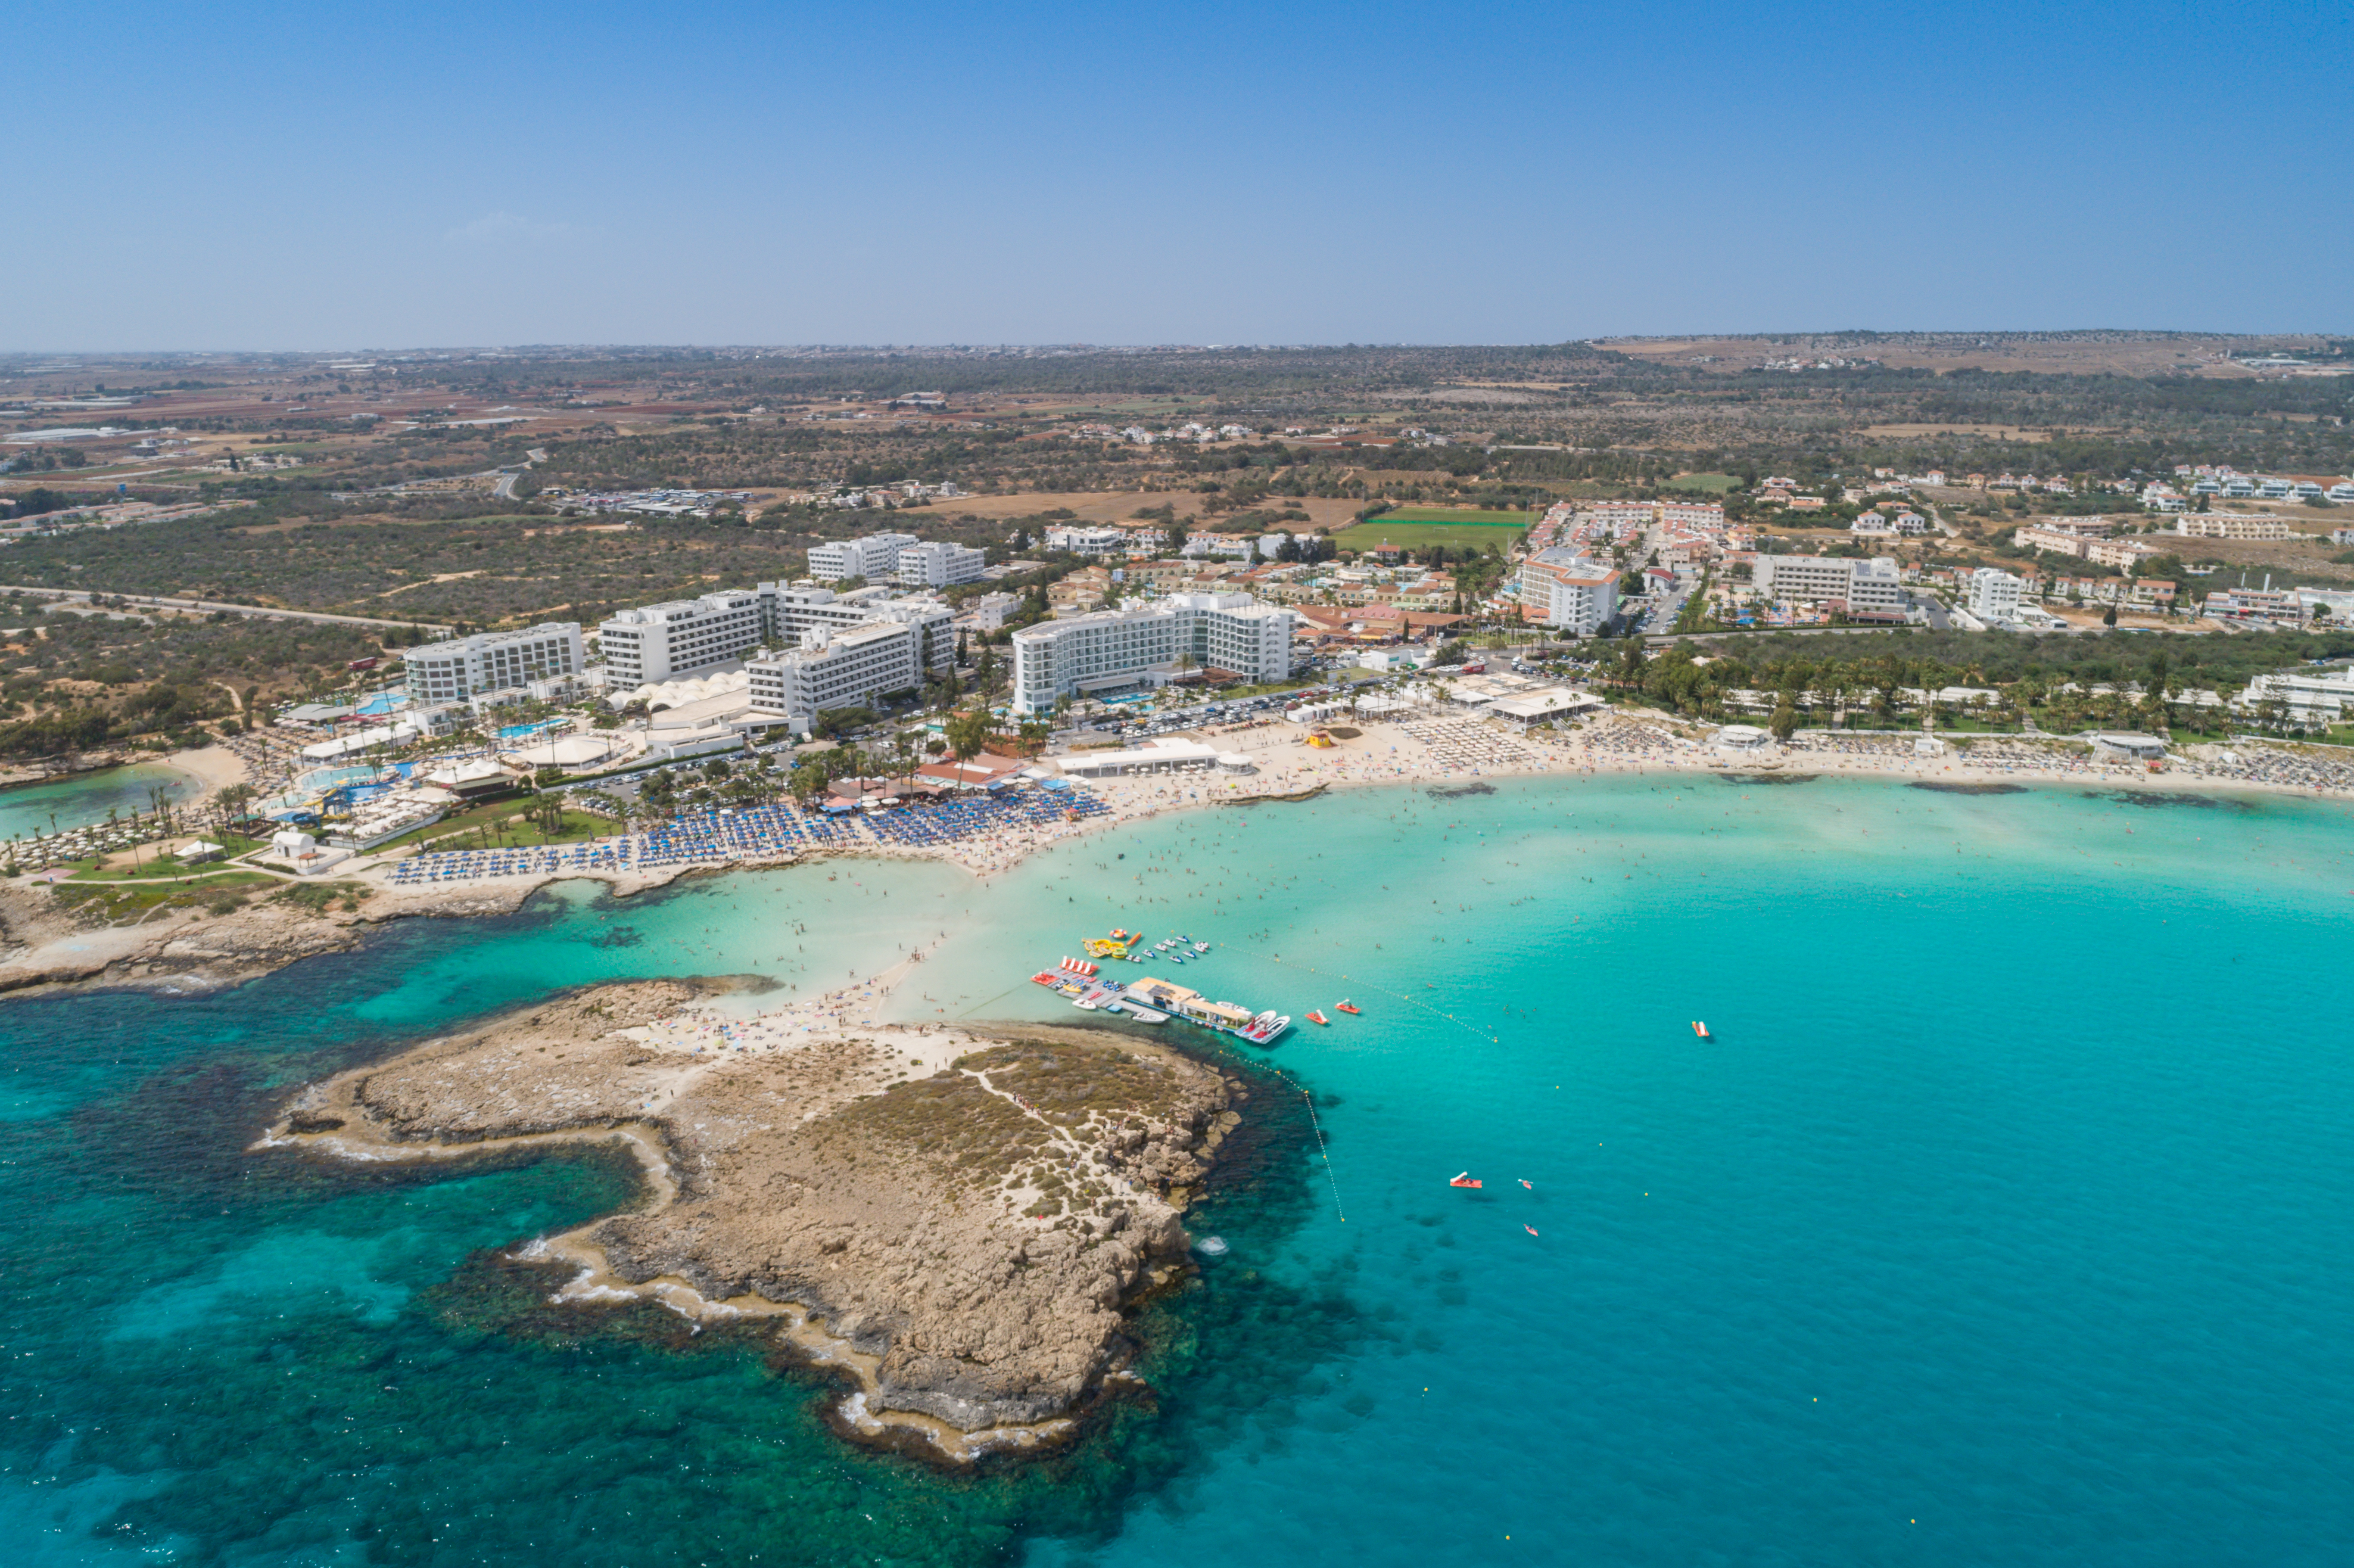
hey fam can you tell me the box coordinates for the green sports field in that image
[1361,507,1530,526]
[1330,516,1528,554]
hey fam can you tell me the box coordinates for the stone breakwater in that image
[264,987,1242,1463]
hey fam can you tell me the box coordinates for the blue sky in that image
[9,0,2349,349]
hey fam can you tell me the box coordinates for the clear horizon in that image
[8,0,2348,352]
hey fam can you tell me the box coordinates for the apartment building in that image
[1048,567,1114,612]
[747,620,925,732]
[1658,500,1728,532]
[895,540,986,588]
[597,590,766,686]
[2015,525,2079,557]
[1515,549,1621,635]
[400,623,584,703]
[1753,554,1905,614]
[1010,593,1296,714]
[2085,537,2159,570]
[1968,568,2024,622]
[806,531,919,582]
[2174,515,2294,541]
[1580,501,1656,532]
[965,590,1020,631]
[1043,525,1128,557]
[1122,559,1205,589]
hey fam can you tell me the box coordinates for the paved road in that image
[0,585,452,634]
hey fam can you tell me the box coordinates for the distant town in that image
[0,334,2349,887]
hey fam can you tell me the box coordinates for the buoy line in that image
[1228,947,1501,1048]
[1282,1067,1348,1224]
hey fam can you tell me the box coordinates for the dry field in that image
[900,490,1365,532]
[1861,423,2070,442]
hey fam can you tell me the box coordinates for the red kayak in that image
[1449,1171,1482,1189]
[1524,1224,1540,1238]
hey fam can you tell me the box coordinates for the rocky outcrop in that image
[269,993,1240,1459]
[0,872,553,999]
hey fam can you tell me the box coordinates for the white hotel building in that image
[597,583,956,689]
[1043,524,1130,557]
[748,621,926,732]
[597,590,767,686]
[1010,593,1295,715]
[806,532,919,582]
[895,540,986,589]
[400,622,584,703]
[1753,554,1906,615]
[1515,549,1621,634]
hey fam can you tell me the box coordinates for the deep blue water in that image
[4,774,2352,1565]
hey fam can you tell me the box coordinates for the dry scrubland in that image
[3,333,2352,765]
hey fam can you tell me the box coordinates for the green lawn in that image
[69,836,272,882]
[376,803,618,855]
[1332,520,1526,554]
[1363,508,1530,525]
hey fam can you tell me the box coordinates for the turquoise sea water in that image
[0,762,202,846]
[4,774,2353,1565]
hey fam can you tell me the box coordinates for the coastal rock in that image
[273,994,1232,1452]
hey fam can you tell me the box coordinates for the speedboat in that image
[1242,1011,1290,1043]
[1124,1005,1169,1024]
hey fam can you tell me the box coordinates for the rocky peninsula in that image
[264,982,1244,1463]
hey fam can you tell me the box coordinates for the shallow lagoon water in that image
[0,762,201,846]
[4,774,2353,1565]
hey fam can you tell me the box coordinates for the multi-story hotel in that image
[598,583,956,691]
[596,590,767,686]
[1010,593,1295,715]
[400,622,584,703]
[894,541,986,589]
[747,621,927,731]
[806,532,920,582]
[1753,554,1906,615]
[1515,550,1621,634]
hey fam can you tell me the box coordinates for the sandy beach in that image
[346,712,2354,904]
[7,709,2345,1003]
[162,744,251,802]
